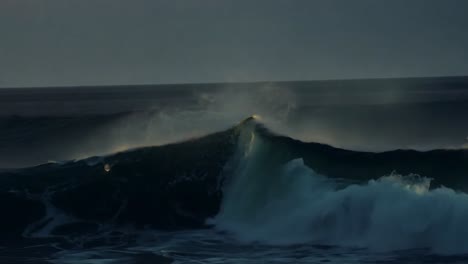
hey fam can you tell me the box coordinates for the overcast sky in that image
[1,0,467,87]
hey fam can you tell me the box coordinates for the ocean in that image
[1,77,468,263]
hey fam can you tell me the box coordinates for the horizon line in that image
[1,74,467,89]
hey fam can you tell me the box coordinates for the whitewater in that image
[214,119,468,255]
[1,116,468,263]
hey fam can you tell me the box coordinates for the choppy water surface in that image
[3,230,468,264]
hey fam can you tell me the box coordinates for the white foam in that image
[22,190,75,238]
[212,129,468,255]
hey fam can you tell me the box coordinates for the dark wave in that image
[1,116,468,241]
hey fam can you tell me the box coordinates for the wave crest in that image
[212,127,468,254]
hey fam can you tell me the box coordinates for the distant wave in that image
[1,117,468,254]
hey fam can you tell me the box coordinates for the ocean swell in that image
[1,117,468,255]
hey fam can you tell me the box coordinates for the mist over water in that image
[1,77,468,168]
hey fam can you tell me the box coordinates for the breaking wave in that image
[2,117,468,255]
[212,119,468,254]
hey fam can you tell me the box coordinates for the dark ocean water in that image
[2,77,468,168]
[5,232,468,264]
[1,77,468,263]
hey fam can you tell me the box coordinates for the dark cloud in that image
[1,0,467,87]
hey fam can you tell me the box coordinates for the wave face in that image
[0,126,240,239]
[2,117,468,255]
[213,123,468,254]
